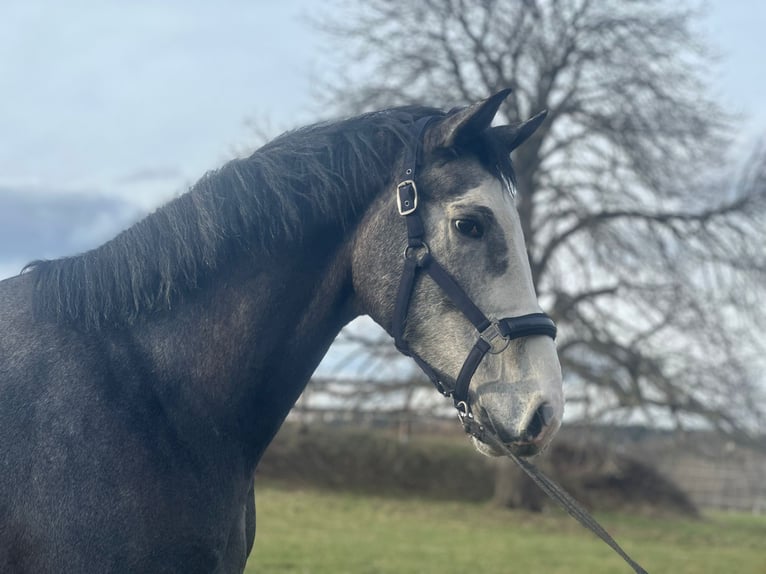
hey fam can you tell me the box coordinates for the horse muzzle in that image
[474,398,562,457]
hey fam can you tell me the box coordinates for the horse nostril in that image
[524,402,555,441]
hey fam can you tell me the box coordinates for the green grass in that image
[246,484,766,574]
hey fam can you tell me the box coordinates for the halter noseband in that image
[391,116,557,421]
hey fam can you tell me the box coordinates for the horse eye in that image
[454,219,484,239]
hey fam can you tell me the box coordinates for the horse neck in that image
[132,233,356,465]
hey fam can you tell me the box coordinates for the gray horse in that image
[0,90,562,572]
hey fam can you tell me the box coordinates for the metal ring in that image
[480,321,511,355]
[403,241,430,261]
[488,337,511,355]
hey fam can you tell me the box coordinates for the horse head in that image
[352,90,563,457]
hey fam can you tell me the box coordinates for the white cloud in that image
[0,186,142,263]
[0,0,320,210]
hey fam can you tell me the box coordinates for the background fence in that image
[288,404,766,514]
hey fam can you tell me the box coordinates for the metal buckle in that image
[480,321,511,354]
[396,180,418,215]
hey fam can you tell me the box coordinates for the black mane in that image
[25,105,516,330]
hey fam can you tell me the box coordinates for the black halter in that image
[391,117,557,418]
[391,117,649,574]
[392,117,646,574]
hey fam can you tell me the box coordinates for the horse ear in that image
[427,89,513,150]
[490,109,548,152]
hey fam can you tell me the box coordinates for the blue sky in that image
[0,0,764,279]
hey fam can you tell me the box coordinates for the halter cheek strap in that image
[390,117,557,414]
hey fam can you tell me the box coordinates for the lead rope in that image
[460,414,649,574]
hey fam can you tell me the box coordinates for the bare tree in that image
[310,0,766,510]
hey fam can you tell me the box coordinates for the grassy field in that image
[246,484,766,574]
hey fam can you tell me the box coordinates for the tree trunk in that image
[492,457,545,511]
